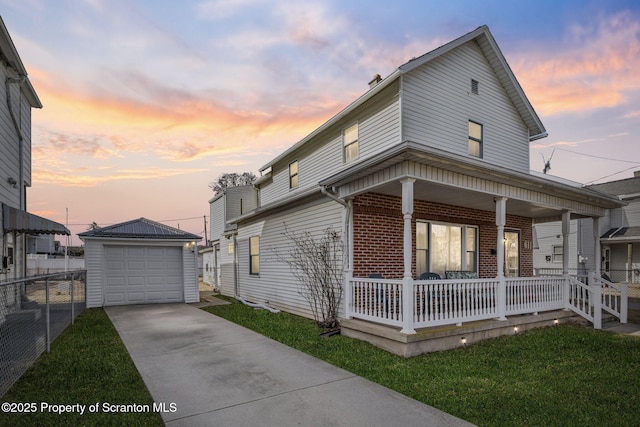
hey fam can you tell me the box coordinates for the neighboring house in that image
[534,171,640,286]
[579,171,640,284]
[533,219,580,275]
[79,218,201,307]
[211,26,624,342]
[1,16,69,283]
[207,185,258,295]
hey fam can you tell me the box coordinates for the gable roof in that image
[78,217,201,240]
[399,25,545,140]
[260,25,545,173]
[0,16,42,108]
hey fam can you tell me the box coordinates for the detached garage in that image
[79,218,201,308]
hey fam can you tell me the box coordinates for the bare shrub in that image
[277,224,343,329]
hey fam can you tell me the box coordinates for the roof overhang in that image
[2,204,70,235]
[0,17,42,108]
[319,142,624,221]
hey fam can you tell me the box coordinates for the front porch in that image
[342,273,629,357]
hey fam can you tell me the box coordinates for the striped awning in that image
[2,203,70,235]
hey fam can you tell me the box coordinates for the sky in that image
[2,0,640,245]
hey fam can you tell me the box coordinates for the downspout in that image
[321,185,352,318]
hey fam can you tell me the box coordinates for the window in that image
[416,222,429,276]
[468,121,483,158]
[471,79,479,95]
[289,160,298,189]
[416,221,478,278]
[343,123,359,162]
[552,245,563,263]
[250,236,260,275]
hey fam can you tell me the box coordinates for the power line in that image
[535,143,640,165]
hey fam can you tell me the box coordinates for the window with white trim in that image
[552,245,563,263]
[289,160,298,189]
[468,120,483,158]
[416,221,478,278]
[343,123,359,162]
[250,236,260,275]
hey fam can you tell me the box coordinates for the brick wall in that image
[352,193,533,279]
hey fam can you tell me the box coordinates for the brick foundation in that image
[352,193,533,279]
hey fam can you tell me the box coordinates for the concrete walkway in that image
[105,303,475,427]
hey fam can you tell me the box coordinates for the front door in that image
[504,231,520,277]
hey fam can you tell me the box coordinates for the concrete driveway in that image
[105,303,475,427]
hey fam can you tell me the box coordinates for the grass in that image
[203,297,640,427]
[0,308,163,427]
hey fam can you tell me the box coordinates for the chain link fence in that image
[0,270,86,397]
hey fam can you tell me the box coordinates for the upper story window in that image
[468,120,483,158]
[343,123,359,162]
[289,160,298,189]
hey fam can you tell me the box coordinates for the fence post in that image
[70,271,75,324]
[621,282,628,324]
[591,283,602,329]
[400,277,415,334]
[45,277,51,353]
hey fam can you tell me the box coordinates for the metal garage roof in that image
[78,217,201,240]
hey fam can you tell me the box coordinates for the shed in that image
[78,218,201,307]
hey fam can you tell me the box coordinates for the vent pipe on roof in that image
[368,74,382,89]
[634,170,640,178]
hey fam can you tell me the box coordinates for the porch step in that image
[341,310,582,358]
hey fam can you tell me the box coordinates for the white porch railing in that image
[505,277,565,315]
[347,274,629,333]
[591,272,628,325]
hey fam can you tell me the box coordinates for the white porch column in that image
[400,178,416,334]
[593,217,601,277]
[495,197,507,320]
[562,211,571,276]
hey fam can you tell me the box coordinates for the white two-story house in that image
[1,16,69,283]
[211,26,624,352]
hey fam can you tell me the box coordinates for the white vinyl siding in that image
[259,81,400,206]
[236,199,343,319]
[402,40,530,172]
[209,196,225,242]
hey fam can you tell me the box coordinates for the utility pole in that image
[203,215,208,246]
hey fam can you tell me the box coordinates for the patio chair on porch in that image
[417,272,441,317]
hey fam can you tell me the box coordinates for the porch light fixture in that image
[513,326,519,333]
[461,337,467,345]
[7,177,17,189]
[553,319,559,325]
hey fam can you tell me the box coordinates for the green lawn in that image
[0,309,163,427]
[2,301,637,427]
[203,298,640,427]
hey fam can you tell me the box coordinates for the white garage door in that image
[104,246,183,305]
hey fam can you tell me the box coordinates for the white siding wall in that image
[0,65,22,208]
[225,186,258,221]
[219,237,236,297]
[533,221,579,273]
[402,40,530,172]
[209,196,225,242]
[85,239,104,308]
[182,244,199,303]
[259,82,401,207]
[236,199,344,320]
